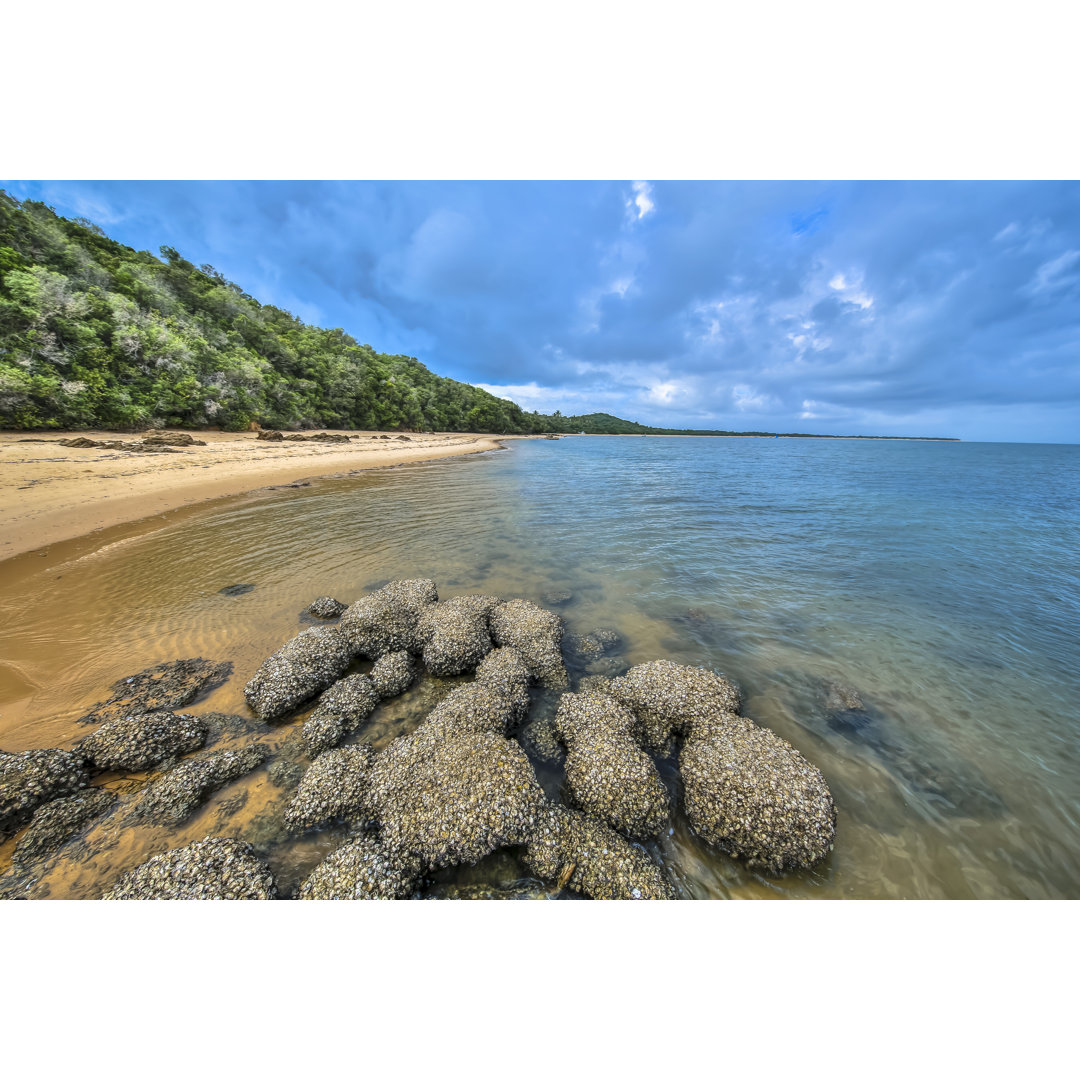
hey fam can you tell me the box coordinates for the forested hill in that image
[0,194,549,433]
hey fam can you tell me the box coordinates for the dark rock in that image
[522,804,674,900]
[301,674,380,754]
[103,837,277,899]
[142,432,206,446]
[127,745,270,826]
[13,788,116,866]
[257,429,284,441]
[78,711,208,772]
[244,625,355,720]
[307,596,347,619]
[541,590,573,606]
[1,749,91,841]
[219,583,256,596]
[77,658,233,726]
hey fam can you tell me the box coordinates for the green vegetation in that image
[0,194,957,440]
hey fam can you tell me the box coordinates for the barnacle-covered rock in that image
[338,579,438,658]
[554,692,670,841]
[298,834,423,899]
[369,650,417,699]
[1,749,92,841]
[283,745,376,831]
[77,658,232,726]
[301,674,380,754]
[489,599,568,688]
[366,728,545,871]
[307,596,347,619]
[420,647,532,741]
[128,745,270,826]
[518,714,564,764]
[244,625,355,720]
[609,659,741,755]
[564,628,620,661]
[103,837,277,899]
[416,595,498,675]
[78,711,208,772]
[12,787,116,866]
[680,712,836,875]
[522,804,674,900]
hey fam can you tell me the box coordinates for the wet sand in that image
[0,429,510,560]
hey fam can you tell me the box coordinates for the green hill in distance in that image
[0,194,956,440]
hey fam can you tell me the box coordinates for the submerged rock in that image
[554,691,670,841]
[128,745,270,826]
[679,711,836,875]
[522,804,674,900]
[103,837,277,899]
[307,596,347,619]
[284,745,376,831]
[370,650,417,699]
[244,625,355,720]
[564,627,620,661]
[298,834,424,900]
[1,749,92,841]
[338,579,438,658]
[301,674,380,754]
[489,599,568,688]
[77,658,233,726]
[609,659,741,755]
[219,584,256,596]
[78,711,208,772]
[13,788,116,866]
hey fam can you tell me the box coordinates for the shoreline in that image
[0,429,514,562]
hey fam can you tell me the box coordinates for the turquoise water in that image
[3,435,1078,899]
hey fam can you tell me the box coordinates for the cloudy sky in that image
[5,180,1079,442]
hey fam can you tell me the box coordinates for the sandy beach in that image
[0,429,509,561]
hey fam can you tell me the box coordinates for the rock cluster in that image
[1,749,91,841]
[298,834,423,900]
[103,837,277,899]
[244,625,355,720]
[338,579,438,658]
[284,745,376,831]
[416,594,500,675]
[489,599,568,688]
[78,711,208,772]
[78,658,232,726]
[128,745,270,826]
[301,674,381,754]
[370,650,417,698]
[13,788,116,866]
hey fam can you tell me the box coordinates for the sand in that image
[0,429,511,562]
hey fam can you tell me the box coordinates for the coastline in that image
[0,429,513,562]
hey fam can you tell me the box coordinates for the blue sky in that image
[5,180,1079,442]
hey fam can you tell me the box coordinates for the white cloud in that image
[645,379,688,404]
[626,180,655,222]
[1026,249,1080,295]
[731,384,774,412]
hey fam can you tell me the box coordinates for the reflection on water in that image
[2,436,1079,899]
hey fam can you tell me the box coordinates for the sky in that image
[5,179,1079,442]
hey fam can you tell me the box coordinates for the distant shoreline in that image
[559,433,960,441]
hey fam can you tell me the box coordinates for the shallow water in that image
[2,436,1078,899]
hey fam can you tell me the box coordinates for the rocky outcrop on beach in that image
[369,650,417,698]
[284,745,376,831]
[338,579,438,658]
[127,745,270,826]
[13,788,116,866]
[298,834,423,900]
[78,711,208,772]
[301,674,380,754]
[1,749,91,841]
[489,598,568,688]
[78,658,233,726]
[244,625,355,720]
[307,596,347,619]
[102,837,277,899]
[416,594,499,675]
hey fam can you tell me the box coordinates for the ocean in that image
[2,435,1078,898]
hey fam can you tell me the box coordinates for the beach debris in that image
[1,749,91,841]
[298,834,423,899]
[127,745,270,826]
[301,673,381,754]
[554,691,670,841]
[489,598,569,688]
[78,711,209,772]
[679,711,836,875]
[13,787,116,866]
[522,804,674,900]
[284,744,376,831]
[77,657,233,725]
[103,837,277,899]
[244,624,355,720]
[338,579,438,658]
[307,595,347,619]
[370,650,418,698]
[416,594,500,676]
[219,583,256,596]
